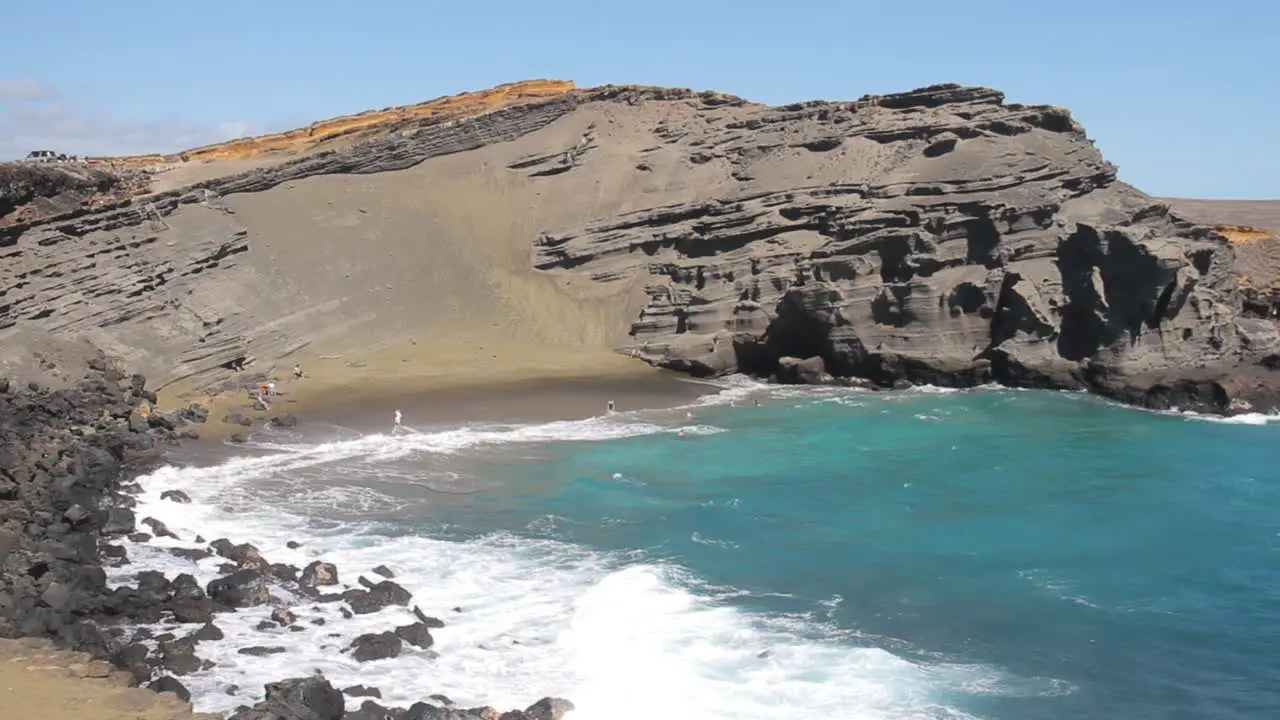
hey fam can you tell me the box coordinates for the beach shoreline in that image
[1,357,598,720]
[157,342,681,443]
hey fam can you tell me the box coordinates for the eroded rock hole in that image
[948,282,986,316]
[965,216,1002,268]
[923,137,958,157]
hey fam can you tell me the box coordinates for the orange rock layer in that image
[1215,225,1277,243]
[96,79,576,165]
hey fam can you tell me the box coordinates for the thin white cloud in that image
[0,77,264,159]
[0,77,56,102]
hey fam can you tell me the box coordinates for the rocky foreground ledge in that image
[0,358,573,720]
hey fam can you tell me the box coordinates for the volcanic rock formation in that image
[2,80,1277,413]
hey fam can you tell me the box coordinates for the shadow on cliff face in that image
[734,286,867,380]
[1054,224,1184,362]
[735,285,1000,388]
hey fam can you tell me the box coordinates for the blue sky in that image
[1,0,1276,198]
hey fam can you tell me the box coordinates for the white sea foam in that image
[107,413,1059,719]
[1178,410,1280,425]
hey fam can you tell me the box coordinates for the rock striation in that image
[1,80,1277,413]
[103,79,576,166]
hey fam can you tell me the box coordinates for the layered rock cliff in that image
[530,85,1280,412]
[1,81,1277,413]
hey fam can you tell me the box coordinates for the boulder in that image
[227,675,345,720]
[210,538,268,569]
[168,574,220,622]
[268,563,300,583]
[394,621,435,649]
[271,607,297,626]
[102,506,136,535]
[344,701,399,720]
[774,355,833,385]
[160,489,192,504]
[140,516,179,540]
[180,404,210,424]
[189,622,225,642]
[300,560,339,588]
[343,685,383,698]
[412,606,445,627]
[207,569,269,608]
[238,646,288,656]
[523,697,577,720]
[349,631,403,662]
[148,676,192,702]
[343,580,412,615]
[63,504,92,526]
[157,637,202,676]
[167,546,213,562]
[170,597,216,624]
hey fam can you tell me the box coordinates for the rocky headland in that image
[2,77,1279,718]
[3,79,1278,416]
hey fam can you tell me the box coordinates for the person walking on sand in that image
[267,381,277,397]
[293,364,304,380]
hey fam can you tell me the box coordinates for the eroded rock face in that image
[532,84,1280,413]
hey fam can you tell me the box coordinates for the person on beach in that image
[254,393,270,412]
[267,381,277,397]
[394,409,403,431]
[293,364,304,379]
[607,400,615,413]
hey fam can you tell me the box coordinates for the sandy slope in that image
[155,98,718,418]
[0,638,217,720]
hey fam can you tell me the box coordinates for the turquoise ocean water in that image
[127,383,1280,719]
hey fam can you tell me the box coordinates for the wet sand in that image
[157,341,682,443]
[309,371,715,434]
